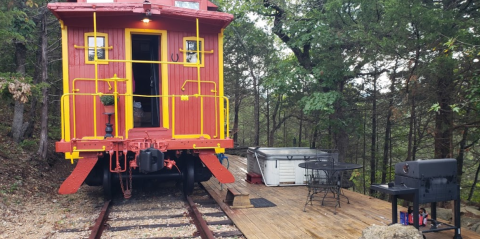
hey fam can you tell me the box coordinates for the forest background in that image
[1,0,480,203]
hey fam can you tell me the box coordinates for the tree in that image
[224,14,279,146]
[0,0,37,142]
[36,7,49,160]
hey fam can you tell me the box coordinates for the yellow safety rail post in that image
[200,96,204,135]
[171,95,175,137]
[112,74,119,137]
[224,97,230,139]
[218,28,225,139]
[60,94,66,140]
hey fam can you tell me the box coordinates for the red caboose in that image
[47,0,234,199]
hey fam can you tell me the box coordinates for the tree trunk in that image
[12,102,27,143]
[370,74,377,195]
[363,97,367,195]
[266,90,270,146]
[457,126,468,186]
[24,46,42,138]
[232,77,241,145]
[11,42,27,143]
[412,94,419,161]
[298,111,303,147]
[468,159,480,201]
[382,75,395,184]
[311,126,318,149]
[267,95,288,147]
[231,27,261,146]
[434,56,454,159]
[406,80,416,161]
[37,13,49,160]
[252,74,260,146]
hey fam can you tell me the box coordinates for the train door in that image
[132,34,160,127]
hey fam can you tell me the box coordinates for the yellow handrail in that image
[60,92,230,141]
[181,80,218,138]
[71,76,128,138]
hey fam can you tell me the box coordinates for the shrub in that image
[100,95,115,105]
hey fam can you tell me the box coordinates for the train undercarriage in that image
[56,128,235,200]
[84,150,215,199]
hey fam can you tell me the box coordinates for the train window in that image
[84,32,109,64]
[183,37,204,67]
[175,1,200,10]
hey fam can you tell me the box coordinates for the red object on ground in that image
[246,172,263,184]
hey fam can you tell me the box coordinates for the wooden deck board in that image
[202,154,478,239]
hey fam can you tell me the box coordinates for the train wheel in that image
[103,160,112,200]
[183,158,194,196]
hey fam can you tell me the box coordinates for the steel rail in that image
[186,195,215,239]
[89,200,111,239]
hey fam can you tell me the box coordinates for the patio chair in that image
[303,153,340,214]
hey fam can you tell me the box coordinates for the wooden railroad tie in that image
[224,187,253,209]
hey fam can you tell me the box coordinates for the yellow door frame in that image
[124,28,169,138]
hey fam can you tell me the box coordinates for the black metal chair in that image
[303,153,340,214]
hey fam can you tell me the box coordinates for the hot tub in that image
[246,147,334,186]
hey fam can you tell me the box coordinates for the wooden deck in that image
[201,154,478,239]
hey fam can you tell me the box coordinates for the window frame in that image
[175,1,200,10]
[84,32,109,65]
[183,36,205,67]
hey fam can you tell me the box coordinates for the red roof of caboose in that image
[65,0,218,11]
[49,0,233,28]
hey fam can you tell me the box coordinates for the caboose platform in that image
[201,154,479,239]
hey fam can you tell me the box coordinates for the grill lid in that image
[394,158,457,179]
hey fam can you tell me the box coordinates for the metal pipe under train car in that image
[47,0,235,199]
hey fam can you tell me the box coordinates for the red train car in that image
[48,0,234,199]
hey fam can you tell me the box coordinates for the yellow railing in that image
[60,91,230,141]
[71,75,127,138]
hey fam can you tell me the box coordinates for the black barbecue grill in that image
[371,158,462,239]
[395,158,458,203]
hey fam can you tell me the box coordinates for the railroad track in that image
[52,181,243,239]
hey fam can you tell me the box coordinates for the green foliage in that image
[464,182,480,202]
[100,95,115,105]
[349,169,362,187]
[429,103,440,113]
[0,1,36,44]
[8,180,21,193]
[48,117,62,140]
[19,139,37,150]
[302,91,340,114]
